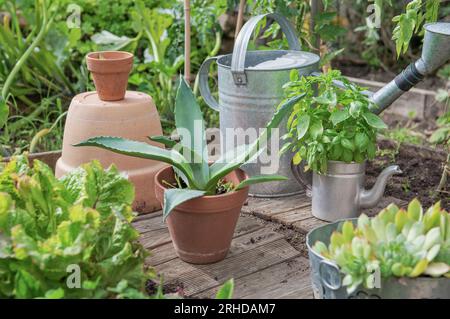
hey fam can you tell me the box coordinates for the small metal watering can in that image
[291,161,402,221]
[200,14,450,198]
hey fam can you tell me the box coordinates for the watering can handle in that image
[291,159,312,197]
[198,56,220,111]
[231,13,302,86]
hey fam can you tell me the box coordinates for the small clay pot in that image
[154,166,249,264]
[86,51,133,101]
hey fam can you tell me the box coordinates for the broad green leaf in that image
[296,114,310,140]
[163,189,206,221]
[309,120,323,139]
[354,132,369,151]
[235,175,288,191]
[341,138,355,152]
[313,91,337,107]
[74,136,198,189]
[330,109,350,126]
[215,279,234,299]
[0,97,8,128]
[175,78,209,187]
[362,112,387,129]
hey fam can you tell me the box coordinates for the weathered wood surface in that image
[135,194,407,299]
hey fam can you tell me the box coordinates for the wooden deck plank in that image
[154,238,300,298]
[242,194,310,217]
[146,217,268,266]
[195,239,301,283]
[194,256,311,299]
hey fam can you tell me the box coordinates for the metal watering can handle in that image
[198,56,220,111]
[291,159,312,197]
[231,13,302,86]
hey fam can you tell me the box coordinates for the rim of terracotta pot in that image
[154,165,249,211]
[86,51,133,61]
[86,51,133,73]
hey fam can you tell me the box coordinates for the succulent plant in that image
[313,199,450,293]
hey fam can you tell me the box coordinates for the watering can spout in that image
[359,165,402,209]
[371,22,450,114]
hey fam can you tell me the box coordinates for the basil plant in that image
[76,79,304,219]
[281,70,387,174]
[313,199,450,294]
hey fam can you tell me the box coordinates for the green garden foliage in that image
[281,70,386,173]
[0,156,150,298]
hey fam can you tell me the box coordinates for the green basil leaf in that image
[355,132,369,150]
[341,138,355,151]
[330,109,350,126]
[362,112,388,129]
[296,114,310,140]
[309,120,323,139]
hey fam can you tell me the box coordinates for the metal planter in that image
[307,220,450,299]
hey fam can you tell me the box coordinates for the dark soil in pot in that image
[154,166,249,264]
[367,139,449,208]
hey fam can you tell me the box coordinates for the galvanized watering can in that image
[199,13,320,197]
[200,14,450,198]
[307,220,450,299]
[291,161,402,222]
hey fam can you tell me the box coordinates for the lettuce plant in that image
[313,199,450,293]
[75,79,304,220]
[0,156,150,298]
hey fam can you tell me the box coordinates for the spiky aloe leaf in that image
[174,78,209,188]
[148,135,177,148]
[205,94,306,192]
[163,188,205,221]
[74,136,199,188]
[234,174,288,191]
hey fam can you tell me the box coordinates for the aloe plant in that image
[313,199,450,294]
[75,78,305,220]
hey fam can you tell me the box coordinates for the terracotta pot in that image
[56,91,166,214]
[154,166,249,264]
[86,51,133,101]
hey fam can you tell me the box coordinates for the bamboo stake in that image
[184,0,191,83]
[310,0,322,53]
[235,0,246,39]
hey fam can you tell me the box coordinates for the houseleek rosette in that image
[313,199,450,293]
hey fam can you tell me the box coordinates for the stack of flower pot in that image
[56,51,166,213]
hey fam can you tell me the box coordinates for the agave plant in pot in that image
[283,70,402,222]
[75,79,304,264]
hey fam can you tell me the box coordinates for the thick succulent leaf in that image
[163,189,205,221]
[215,279,234,299]
[74,136,198,189]
[175,78,209,186]
[234,174,288,191]
[206,94,306,192]
[148,135,177,148]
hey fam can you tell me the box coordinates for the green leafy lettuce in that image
[0,156,150,299]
